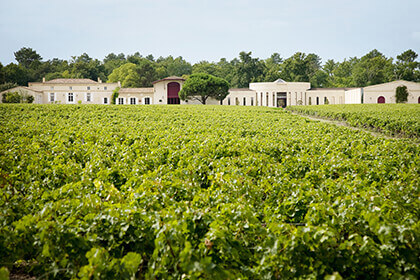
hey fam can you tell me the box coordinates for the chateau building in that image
[1,77,420,106]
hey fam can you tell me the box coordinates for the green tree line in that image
[0,47,419,91]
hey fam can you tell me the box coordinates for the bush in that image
[2,91,35,103]
[395,86,408,103]
[2,92,22,103]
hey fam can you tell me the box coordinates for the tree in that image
[263,53,283,82]
[179,73,229,104]
[2,63,30,85]
[0,82,18,92]
[14,47,42,68]
[103,53,126,76]
[395,85,409,103]
[69,53,106,81]
[232,51,266,88]
[394,49,420,82]
[107,61,158,87]
[280,52,322,83]
[352,49,393,86]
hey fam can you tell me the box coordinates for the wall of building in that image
[363,80,420,104]
[249,81,311,107]
[28,81,119,104]
[344,88,362,104]
[223,89,257,106]
[153,80,184,104]
[306,89,346,105]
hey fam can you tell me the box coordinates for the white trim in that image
[143,96,151,105]
[117,97,125,105]
[67,92,75,104]
[129,97,137,105]
[85,92,92,102]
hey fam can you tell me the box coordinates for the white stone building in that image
[1,76,419,106]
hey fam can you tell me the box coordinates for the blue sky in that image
[1,0,419,65]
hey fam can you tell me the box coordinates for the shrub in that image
[395,85,408,103]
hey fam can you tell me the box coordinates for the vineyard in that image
[287,104,420,138]
[0,104,419,279]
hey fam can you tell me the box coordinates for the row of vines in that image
[287,104,420,138]
[0,104,419,279]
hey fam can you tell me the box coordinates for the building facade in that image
[1,77,419,106]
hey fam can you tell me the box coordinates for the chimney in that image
[98,77,102,83]
[42,77,45,83]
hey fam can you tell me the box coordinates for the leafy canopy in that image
[178,73,229,104]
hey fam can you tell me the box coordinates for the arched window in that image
[377,96,385,103]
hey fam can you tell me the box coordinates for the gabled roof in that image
[229,88,256,92]
[308,87,360,91]
[363,80,420,90]
[152,76,185,84]
[0,86,43,94]
[274,78,287,83]
[45,78,98,84]
[119,87,154,93]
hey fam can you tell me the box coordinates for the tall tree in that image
[14,47,42,69]
[280,52,322,83]
[103,53,126,76]
[2,63,30,85]
[107,61,157,87]
[232,51,266,88]
[263,53,283,82]
[394,49,420,81]
[352,49,393,86]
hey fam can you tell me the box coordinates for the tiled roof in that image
[119,87,154,93]
[45,79,98,84]
[152,76,185,84]
[0,86,43,94]
[229,88,256,92]
[308,87,359,91]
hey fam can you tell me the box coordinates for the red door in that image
[377,96,385,103]
[167,82,180,104]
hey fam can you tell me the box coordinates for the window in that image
[118,97,124,105]
[104,86,107,90]
[49,93,55,102]
[266,93,269,106]
[228,97,230,105]
[251,97,254,106]
[103,97,108,104]
[87,86,90,90]
[309,97,312,105]
[144,97,150,105]
[68,93,74,103]
[316,97,319,105]
[69,86,72,90]
[130,97,136,105]
[243,97,246,106]
[86,92,91,102]
[50,86,54,90]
